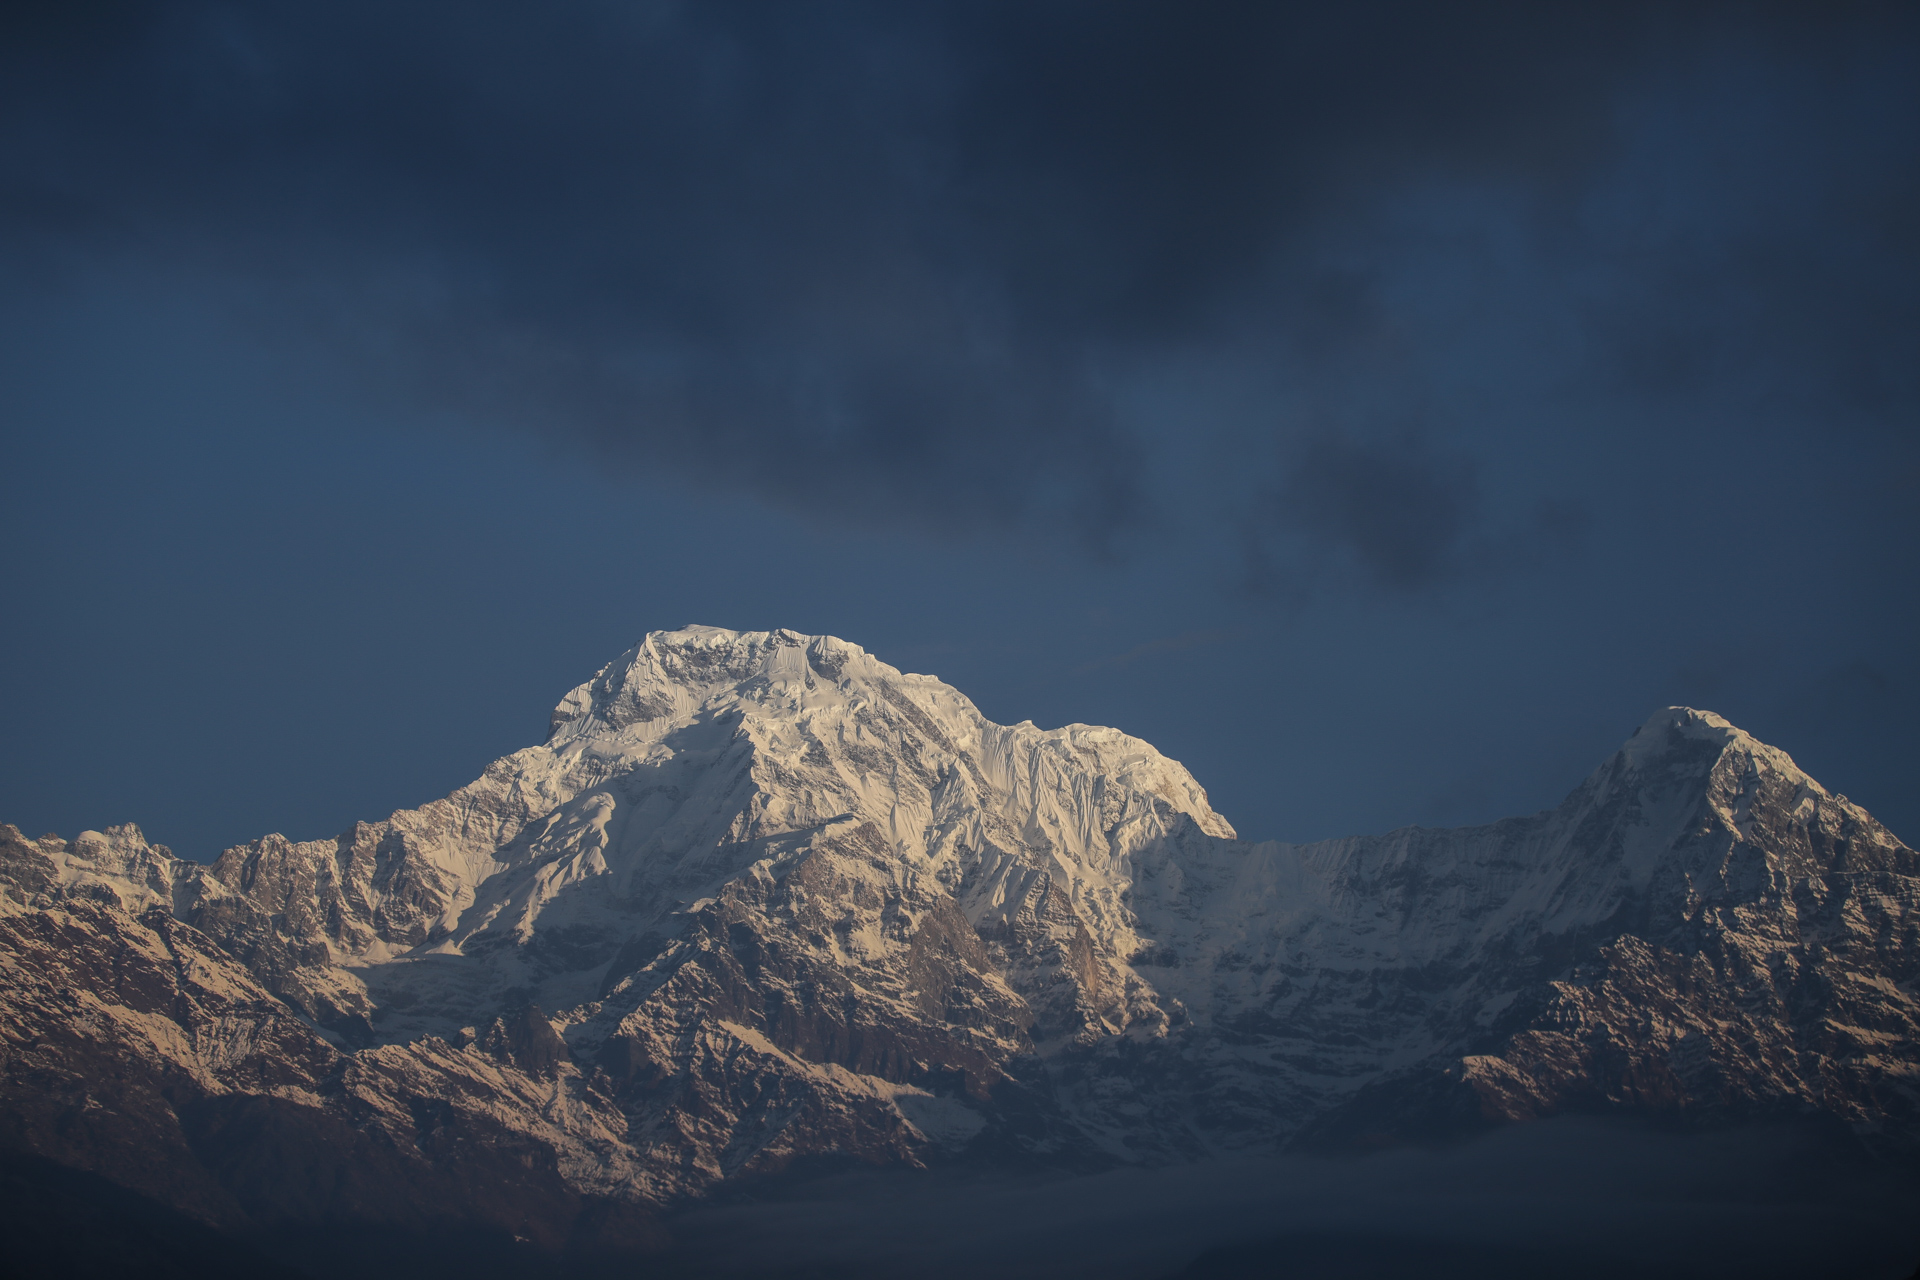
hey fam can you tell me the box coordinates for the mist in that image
[471,1119,1920,1279]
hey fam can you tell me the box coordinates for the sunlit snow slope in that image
[3,627,1915,1221]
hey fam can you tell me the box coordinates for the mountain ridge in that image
[2,625,1915,1246]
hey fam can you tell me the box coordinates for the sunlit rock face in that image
[2,628,1915,1239]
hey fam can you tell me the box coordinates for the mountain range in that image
[3,626,1916,1267]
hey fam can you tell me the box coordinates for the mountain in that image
[2,626,1916,1256]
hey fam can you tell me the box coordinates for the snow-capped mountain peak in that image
[2,631,1913,1217]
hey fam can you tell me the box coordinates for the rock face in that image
[2,626,1915,1244]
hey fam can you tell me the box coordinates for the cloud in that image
[2,2,1915,576]
[1268,435,1480,590]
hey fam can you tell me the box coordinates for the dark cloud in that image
[2,1,1915,568]
[1266,435,1481,590]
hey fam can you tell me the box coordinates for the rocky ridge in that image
[2,626,1915,1245]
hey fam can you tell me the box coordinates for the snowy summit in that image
[1,627,1915,1222]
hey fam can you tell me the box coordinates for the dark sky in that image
[3,1,1917,859]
